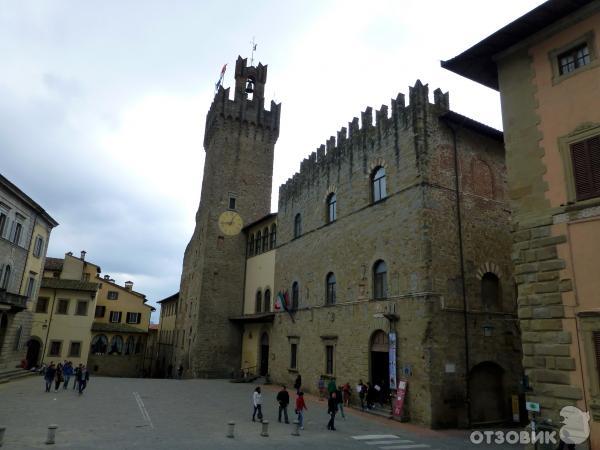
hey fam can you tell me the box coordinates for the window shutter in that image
[594,331,600,382]
[137,313,141,324]
[572,136,600,201]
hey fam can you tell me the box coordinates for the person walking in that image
[73,364,82,391]
[252,386,263,422]
[177,364,183,379]
[358,380,367,411]
[77,365,90,394]
[62,361,73,389]
[276,385,290,424]
[366,382,375,410]
[44,363,56,393]
[295,391,307,430]
[293,374,302,395]
[336,386,345,419]
[327,392,337,431]
[54,363,64,392]
[318,376,325,401]
[327,377,337,396]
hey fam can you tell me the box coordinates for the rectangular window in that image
[75,300,88,316]
[26,276,35,298]
[35,297,49,313]
[0,213,6,238]
[325,345,334,375]
[82,273,90,281]
[559,43,591,75]
[95,305,106,318]
[109,311,122,323]
[229,197,236,210]
[107,291,119,300]
[126,312,141,324]
[290,343,298,369]
[68,341,82,357]
[48,340,62,357]
[12,222,22,245]
[56,299,69,315]
[571,136,600,201]
[33,236,44,257]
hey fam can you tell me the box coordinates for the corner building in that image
[176,56,280,377]
[270,81,522,428]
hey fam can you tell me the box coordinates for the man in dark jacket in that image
[327,392,337,430]
[276,385,290,423]
[44,363,56,392]
[77,365,90,394]
[293,374,302,394]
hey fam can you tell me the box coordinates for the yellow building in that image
[30,251,100,367]
[156,292,178,377]
[231,214,276,378]
[88,274,154,377]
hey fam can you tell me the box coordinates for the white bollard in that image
[292,419,300,436]
[227,421,235,438]
[46,425,58,445]
[0,426,6,447]
[260,420,269,437]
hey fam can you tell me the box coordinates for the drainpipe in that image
[41,288,57,365]
[445,119,471,428]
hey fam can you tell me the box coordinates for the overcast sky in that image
[1,0,544,321]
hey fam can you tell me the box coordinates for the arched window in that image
[373,260,388,299]
[1,265,11,290]
[248,234,255,257]
[326,272,336,305]
[262,227,269,252]
[327,193,337,223]
[109,335,123,355]
[292,282,299,310]
[294,214,302,239]
[264,289,271,312]
[481,273,500,310]
[270,224,277,249]
[372,167,387,202]
[255,290,262,313]
[255,231,262,255]
[90,334,108,354]
[125,336,135,355]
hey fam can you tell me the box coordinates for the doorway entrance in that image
[469,361,506,425]
[0,313,8,355]
[26,338,41,368]
[370,330,389,402]
[259,332,269,376]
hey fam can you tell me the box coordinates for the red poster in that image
[393,379,408,418]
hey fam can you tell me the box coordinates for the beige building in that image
[156,292,178,377]
[0,174,58,371]
[88,274,154,377]
[443,0,600,445]
[30,252,100,367]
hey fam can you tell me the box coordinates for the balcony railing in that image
[0,289,28,311]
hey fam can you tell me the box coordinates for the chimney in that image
[109,279,115,283]
[80,250,86,260]
[125,281,133,291]
[104,275,110,280]
[66,251,73,256]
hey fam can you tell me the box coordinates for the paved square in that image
[0,376,523,449]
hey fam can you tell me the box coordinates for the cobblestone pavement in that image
[0,376,525,449]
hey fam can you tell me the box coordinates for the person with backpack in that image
[252,386,263,422]
[358,379,367,411]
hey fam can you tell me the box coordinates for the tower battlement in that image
[279,80,449,202]
[204,56,281,148]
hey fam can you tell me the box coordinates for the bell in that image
[245,79,254,94]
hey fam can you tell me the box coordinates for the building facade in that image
[443,0,600,445]
[0,174,58,371]
[175,56,280,378]
[89,275,154,377]
[30,252,100,367]
[156,292,178,377]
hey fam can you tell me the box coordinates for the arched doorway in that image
[469,361,506,425]
[0,313,8,355]
[259,332,269,376]
[26,337,42,368]
[370,330,389,393]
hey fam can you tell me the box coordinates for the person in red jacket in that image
[295,392,307,430]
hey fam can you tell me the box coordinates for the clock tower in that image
[177,56,280,377]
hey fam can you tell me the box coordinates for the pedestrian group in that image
[42,361,90,395]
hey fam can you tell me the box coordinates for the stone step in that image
[349,404,393,419]
[0,368,38,384]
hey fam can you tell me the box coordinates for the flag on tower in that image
[215,63,227,93]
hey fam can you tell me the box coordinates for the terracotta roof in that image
[441,0,595,90]
[148,324,159,330]
[41,278,99,292]
[242,213,277,232]
[157,292,179,304]
[44,257,64,272]
[91,322,148,334]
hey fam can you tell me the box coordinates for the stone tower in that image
[179,56,280,377]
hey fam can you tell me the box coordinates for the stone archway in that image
[259,332,269,376]
[26,337,42,368]
[370,330,389,394]
[469,361,506,425]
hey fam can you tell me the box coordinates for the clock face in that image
[218,211,243,236]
